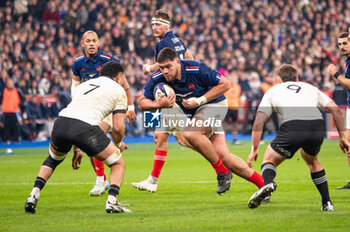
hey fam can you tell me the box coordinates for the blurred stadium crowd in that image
[0,0,349,143]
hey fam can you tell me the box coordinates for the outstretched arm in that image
[324,100,350,155]
[247,111,269,168]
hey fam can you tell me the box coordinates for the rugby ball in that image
[153,82,175,100]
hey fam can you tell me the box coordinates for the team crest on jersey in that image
[96,66,101,71]
[88,73,97,78]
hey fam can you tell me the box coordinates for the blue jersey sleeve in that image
[110,56,120,63]
[198,63,222,86]
[72,60,81,76]
[143,78,157,100]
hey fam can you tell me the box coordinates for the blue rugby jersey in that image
[143,60,226,116]
[72,49,120,82]
[155,31,187,60]
[345,57,350,107]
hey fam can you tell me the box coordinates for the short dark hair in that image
[157,48,178,63]
[338,32,349,39]
[276,64,298,82]
[100,61,124,79]
[154,9,170,21]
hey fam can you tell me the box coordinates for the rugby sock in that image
[261,162,276,185]
[108,184,120,204]
[311,169,331,205]
[247,171,264,188]
[151,149,167,178]
[93,158,106,182]
[211,158,230,174]
[31,176,46,199]
[34,176,46,190]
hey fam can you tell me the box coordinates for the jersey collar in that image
[160,31,173,41]
[84,49,102,63]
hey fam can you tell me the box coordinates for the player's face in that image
[152,21,169,38]
[338,37,350,57]
[81,32,100,58]
[158,59,180,82]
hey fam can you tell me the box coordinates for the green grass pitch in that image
[0,139,350,231]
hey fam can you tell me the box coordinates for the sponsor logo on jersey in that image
[88,73,97,78]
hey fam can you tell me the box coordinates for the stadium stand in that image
[0,0,348,142]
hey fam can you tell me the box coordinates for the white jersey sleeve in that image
[59,76,127,125]
[317,90,333,112]
[257,90,273,118]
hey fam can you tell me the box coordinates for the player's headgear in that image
[152,9,171,26]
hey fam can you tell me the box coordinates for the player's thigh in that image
[50,117,75,153]
[263,145,286,166]
[270,121,306,159]
[93,141,122,165]
[300,149,319,166]
[301,120,325,156]
[193,100,228,134]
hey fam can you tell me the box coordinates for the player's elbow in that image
[112,125,125,139]
[221,78,231,92]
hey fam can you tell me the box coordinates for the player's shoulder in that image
[150,69,164,80]
[183,60,201,73]
[73,55,86,64]
[99,52,120,62]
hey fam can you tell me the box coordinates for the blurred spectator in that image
[41,0,60,25]
[25,95,43,138]
[0,0,349,140]
[1,78,22,143]
[223,73,241,144]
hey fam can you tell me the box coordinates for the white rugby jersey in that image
[60,76,127,125]
[258,81,332,123]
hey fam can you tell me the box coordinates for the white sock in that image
[30,187,40,199]
[96,176,104,184]
[147,175,158,184]
[108,195,117,204]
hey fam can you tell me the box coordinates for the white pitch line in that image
[2,179,349,185]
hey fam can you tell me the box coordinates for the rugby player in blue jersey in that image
[135,47,264,194]
[71,30,136,196]
[327,31,350,190]
[133,10,239,194]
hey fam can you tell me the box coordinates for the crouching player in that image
[25,61,131,214]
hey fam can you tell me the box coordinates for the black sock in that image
[34,176,46,190]
[261,162,276,185]
[108,184,120,196]
[311,169,330,205]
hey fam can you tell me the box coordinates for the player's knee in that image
[42,150,66,171]
[182,130,194,142]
